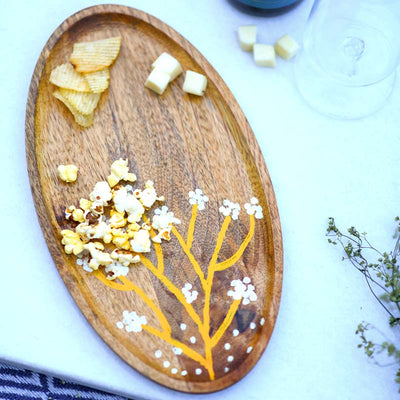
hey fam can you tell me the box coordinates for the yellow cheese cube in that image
[253,44,276,68]
[182,71,207,96]
[238,25,257,52]
[152,52,183,82]
[145,67,170,95]
[275,34,300,60]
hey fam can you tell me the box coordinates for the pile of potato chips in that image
[50,36,121,128]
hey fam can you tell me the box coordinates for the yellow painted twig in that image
[93,270,171,335]
[210,299,241,348]
[186,203,198,249]
[142,215,164,274]
[214,215,255,272]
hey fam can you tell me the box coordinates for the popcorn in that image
[105,261,130,280]
[111,249,141,267]
[65,205,85,223]
[58,164,78,183]
[107,158,137,188]
[130,229,151,253]
[83,242,113,270]
[244,197,263,219]
[79,198,92,210]
[152,206,181,243]
[137,180,164,208]
[219,200,240,220]
[89,181,112,206]
[227,277,257,305]
[188,188,209,211]
[61,229,85,255]
[113,186,145,223]
[111,228,132,250]
[109,210,127,228]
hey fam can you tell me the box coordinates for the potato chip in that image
[84,68,110,93]
[70,36,122,73]
[49,63,91,92]
[58,88,100,115]
[53,90,94,128]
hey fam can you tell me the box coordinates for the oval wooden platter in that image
[25,4,283,393]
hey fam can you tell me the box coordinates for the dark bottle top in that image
[229,0,304,15]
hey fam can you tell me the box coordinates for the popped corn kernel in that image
[105,261,130,280]
[83,242,112,270]
[111,249,141,267]
[111,229,132,250]
[130,229,151,253]
[89,181,112,206]
[107,158,137,187]
[61,229,85,255]
[137,180,162,208]
[113,186,144,223]
[58,164,78,183]
[109,210,127,228]
[65,206,85,223]
[79,198,92,211]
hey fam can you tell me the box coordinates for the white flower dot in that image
[247,346,253,353]
[190,336,196,344]
[250,197,258,205]
[233,329,239,337]
[250,322,256,330]
[227,355,234,362]
[171,368,178,374]
[116,321,124,329]
[181,370,188,376]
[155,350,162,358]
[260,317,265,326]
[180,323,187,331]
[243,277,251,284]
[173,347,183,355]
[224,343,231,350]
[224,367,230,373]
[195,368,202,375]
[163,361,170,368]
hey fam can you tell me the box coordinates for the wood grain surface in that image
[25,4,283,393]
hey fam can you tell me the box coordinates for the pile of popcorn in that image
[60,158,180,280]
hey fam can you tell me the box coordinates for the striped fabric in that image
[0,362,129,400]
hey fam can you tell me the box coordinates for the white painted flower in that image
[182,283,198,304]
[219,200,240,220]
[188,188,209,211]
[118,310,147,333]
[227,277,257,305]
[244,197,263,219]
[152,205,181,242]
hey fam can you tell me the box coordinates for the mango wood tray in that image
[25,4,283,393]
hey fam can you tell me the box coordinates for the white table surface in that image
[1,0,399,399]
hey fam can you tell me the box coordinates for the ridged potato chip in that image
[58,88,100,115]
[53,90,94,128]
[84,68,110,93]
[49,63,91,92]
[70,36,122,73]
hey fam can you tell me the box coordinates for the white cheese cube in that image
[238,25,257,52]
[275,34,300,60]
[152,52,183,82]
[253,44,276,68]
[145,67,170,95]
[182,71,207,96]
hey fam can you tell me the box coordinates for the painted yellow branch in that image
[140,255,205,335]
[93,270,171,335]
[142,325,210,371]
[215,214,256,272]
[142,215,164,274]
[186,203,198,249]
[210,299,241,348]
[171,225,206,291]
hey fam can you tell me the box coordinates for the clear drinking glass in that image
[294,0,400,119]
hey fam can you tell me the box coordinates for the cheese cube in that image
[275,34,300,60]
[152,52,183,82]
[253,44,276,68]
[238,25,257,52]
[145,67,170,95]
[182,71,207,96]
